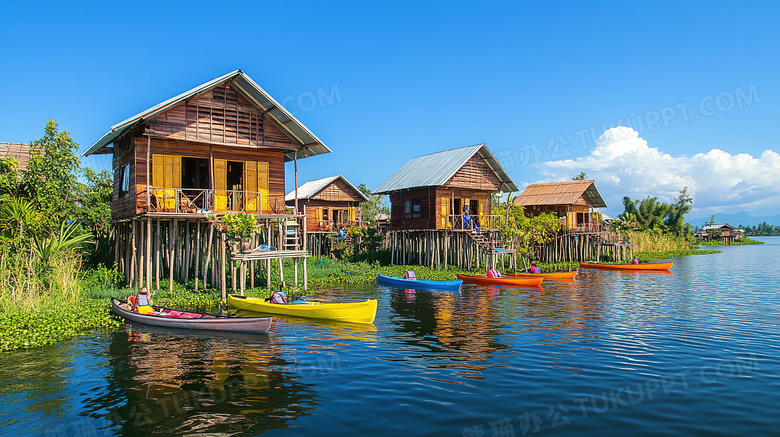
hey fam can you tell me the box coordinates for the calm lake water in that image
[2,237,780,436]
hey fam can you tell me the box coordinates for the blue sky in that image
[1,1,778,219]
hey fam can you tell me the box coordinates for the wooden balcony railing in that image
[148,187,265,214]
[446,214,503,231]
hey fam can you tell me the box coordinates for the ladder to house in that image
[283,219,301,251]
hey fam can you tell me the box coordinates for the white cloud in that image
[534,126,780,215]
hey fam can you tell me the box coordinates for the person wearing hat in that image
[134,287,154,315]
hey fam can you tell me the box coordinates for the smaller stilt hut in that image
[285,174,369,255]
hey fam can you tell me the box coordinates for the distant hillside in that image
[688,212,780,228]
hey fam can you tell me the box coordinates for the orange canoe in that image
[506,271,578,280]
[457,274,544,287]
[578,261,673,271]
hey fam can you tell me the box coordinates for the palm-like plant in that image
[32,222,93,265]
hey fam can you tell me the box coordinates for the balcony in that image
[148,187,265,214]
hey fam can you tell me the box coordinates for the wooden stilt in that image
[220,233,227,300]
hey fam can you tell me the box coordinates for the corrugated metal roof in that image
[285,174,369,202]
[514,180,607,208]
[0,142,32,171]
[82,70,332,161]
[372,144,518,194]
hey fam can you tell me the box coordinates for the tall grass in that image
[622,230,693,253]
[0,249,85,312]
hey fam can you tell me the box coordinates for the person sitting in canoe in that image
[403,271,417,280]
[529,262,541,273]
[134,287,154,315]
[632,256,639,265]
[486,268,503,278]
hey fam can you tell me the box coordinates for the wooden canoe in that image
[505,271,578,280]
[578,261,674,271]
[228,294,377,324]
[456,274,544,287]
[376,274,462,291]
[110,298,272,334]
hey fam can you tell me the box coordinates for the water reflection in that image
[106,323,318,436]
[387,287,511,379]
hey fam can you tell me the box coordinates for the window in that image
[118,164,130,197]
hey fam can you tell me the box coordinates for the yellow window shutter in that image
[478,201,483,217]
[213,159,227,212]
[152,154,164,187]
[163,155,173,188]
[214,159,227,191]
[440,197,448,228]
[171,155,181,189]
[257,161,269,212]
[245,161,258,212]
[348,206,356,223]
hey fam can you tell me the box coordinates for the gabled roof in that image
[285,174,369,202]
[702,223,737,231]
[82,70,331,161]
[0,142,32,171]
[372,144,518,194]
[515,180,607,208]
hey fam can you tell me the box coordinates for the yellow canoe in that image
[228,294,377,324]
[505,271,578,280]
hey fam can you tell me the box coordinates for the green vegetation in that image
[612,187,693,237]
[220,213,261,240]
[699,237,764,246]
[492,192,561,269]
[635,249,721,261]
[738,222,780,236]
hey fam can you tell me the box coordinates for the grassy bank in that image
[698,237,764,246]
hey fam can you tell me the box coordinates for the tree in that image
[492,194,560,269]
[617,188,694,237]
[665,187,693,237]
[357,183,388,227]
[20,121,81,227]
[572,172,587,180]
[0,156,20,202]
[73,168,113,237]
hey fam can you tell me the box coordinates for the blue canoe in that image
[376,274,462,291]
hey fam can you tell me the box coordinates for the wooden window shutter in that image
[440,197,448,228]
[257,161,269,212]
[245,161,258,212]
[152,154,164,187]
[213,159,227,212]
[171,155,181,188]
[163,155,174,188]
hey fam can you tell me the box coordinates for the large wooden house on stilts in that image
[83,70,331,297]
[373,144,518,270]
[285,174,369,256]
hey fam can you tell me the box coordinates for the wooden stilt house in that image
[83,70,331,294]
[285,174,368,232]
[373,144,518,270]
[514,180,607,231]
[514,180,630,263]
[285,174,369,256]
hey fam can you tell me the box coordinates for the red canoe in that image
[505,271,578,280]
[578,261,674,271]
[457,274,544,287]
